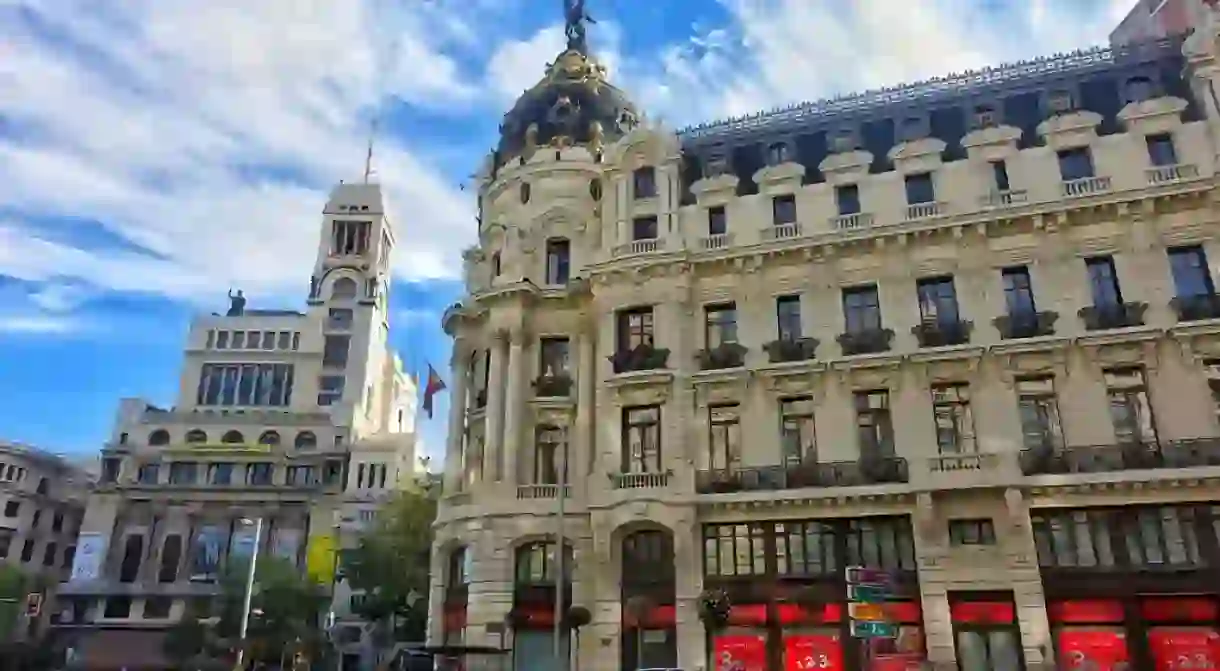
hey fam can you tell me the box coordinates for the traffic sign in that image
[24,593,42,618]
[847,584,889,602]
[850,620,897,638]
[845,566,891,585]
[847,602,888,621]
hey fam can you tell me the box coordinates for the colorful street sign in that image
[847,584,888,603]
[847,602,888,622]
[850,620,897,638]
[844,567,891,585]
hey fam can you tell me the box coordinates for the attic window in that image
[901,117,924,141]
[1048,90,1075,115]
[767,142,789,166]
[830,130,856,153]
[706,155,729,177]
[973,105,998,130]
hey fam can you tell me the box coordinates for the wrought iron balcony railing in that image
[696,457,909,494]
[1019,438,1220,475]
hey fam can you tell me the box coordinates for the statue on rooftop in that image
[226,289,246,316]
[564,0,595,54]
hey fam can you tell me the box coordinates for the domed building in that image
[432,2,1220,670]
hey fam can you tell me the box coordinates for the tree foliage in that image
[343,478,438,641]
[0,565,27,643]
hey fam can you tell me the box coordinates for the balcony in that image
[699,233,733,251]
[979,190,1028,208]
[763,337,818,363]
[532,374,573,398]
[1078,302,1147,331]
[762,222,802,241]
[836,327,894,356]
[831,212,873,231]
[911,319,972,348]
[516,484,571,499]
[1019,438,1220,476]
[608,344,670,374]
[1146,163,1199,185]
[993,310,1058,339]
[904,201,945,221]
[696,342,748,371]
[1170,294,1220,322]
[922,452,1020,488]
[610,470,672,489]
[612,238,663,258]
[1061,176,1111,197]
[695,457,910,494]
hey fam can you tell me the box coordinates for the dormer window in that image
[972,105,998,130]
[545,238,571,285]
[904,173,935,205]
[767,142,789,166]
[633,167,657,199]
[1125,76,1154,104]
[772,195,796,225]
[900,117,924,141]
[331,220,371,256]
[632,216,658,241]
[830,129,856,153]
[1048,90,1075,115]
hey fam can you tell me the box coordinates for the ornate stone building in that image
[433,4,1220,670]
[56,182,417,670]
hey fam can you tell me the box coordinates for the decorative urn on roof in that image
[494,0,640,166]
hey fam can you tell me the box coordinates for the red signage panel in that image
[1056,628,1130,671]
[1049,600,1126,624]
[1148,627,1220,671]
[713,634,767,671]
[783,634,842,671]
[1143,598,1220,623]
[949,601,1015,625]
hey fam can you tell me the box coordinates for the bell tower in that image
[307,181,396,437]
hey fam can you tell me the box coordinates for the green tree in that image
[0,565,27,644]
[215,557,329,666]
[344,476,437,650]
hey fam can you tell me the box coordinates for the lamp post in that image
[234,517,264,670]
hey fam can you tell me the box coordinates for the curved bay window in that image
[702,516,924,671]
[512,541,573,671]
[443,547,470,645]
[621,529,677,670]
[1032,503,1220,671]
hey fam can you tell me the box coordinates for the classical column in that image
[502,330,526,486]
[444,342,470,492]
[485,332,508,481]
[574,331,597,477]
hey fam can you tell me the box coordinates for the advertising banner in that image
[69,533,106,582]
[784,633,842,670]
[713,634,767,671]
[229,527,259,561]
[1057,628,1130,671]
[305,533,337,585]
[1148,627,1219,671]
[190,526,224,582]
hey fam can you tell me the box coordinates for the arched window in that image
[632,167,657,200]
[331,277,358,300]
[158,535,183,583]
[533,426,566,485]
[621,530,675,585]
[520,183,531,204]
[184,430,207,444]
[448,547,471,589]
[490,252,502,278]
[258,430,281,446]
[544,238,570,285]
[220,430,244,444]
[767,142,788,166]
[148,429,171,446]
[294,431,317,450]
[514,541,573,584]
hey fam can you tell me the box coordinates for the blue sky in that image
[0,0,1133,460]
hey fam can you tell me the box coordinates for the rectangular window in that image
[205,330,215,349]
[245,463,274,486]
[137,464,160,485]
[845,517,916,570]
[286,466,315,486]
[703,303,738,347]
[1016,377,1064,451]
[1057,147,1095,181]
[854,390,894,458]
[932,384,975,454]
[991,160,1010,192]
[21,540,35,563]
[775,521,837,577]
[534,426,566,485]
[215,331,230,349]
[545,238,571,285]
[0,532,11,559]
[42,542,57,566]
[327,308,354,330]
[835,184,861,216]
[291,332,300,350]
[633,167,657,199]
[707,206,727,235]
[1001,266,1036,315]
[196,363,294,407]
[323,335,351,367]
[318,375,345,406]
[904,172,935,204]
[277,331,291,350]
[1104,367,1157,444]
[1168,245,1215,297]
[949,519,996,546]
[772,194,796,225]
[616,307,654,351]
[842,285,882,334]
[539,337,570,377]
[3,501,18,517]
[168,462,197,485]
[776,295,802,340]
[702,523,768,577]
[916,276,960,324]
[207,462,233,486]
[260,331,275,350]
[779,397,817,466]
[331,220,372,256]
[707,405,740,471]
[955,626,1022,671]
[1085,256,1123,306]
[622,406,662,473]
[1146,133,1177,167]
[52,512,63,532]
[631,216,658,241]
[231,331,245,349]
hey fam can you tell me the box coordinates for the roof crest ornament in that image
[564,0,595,55]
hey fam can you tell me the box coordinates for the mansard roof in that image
[671,37,1198,199]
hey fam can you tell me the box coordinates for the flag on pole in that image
[422,363,447,419]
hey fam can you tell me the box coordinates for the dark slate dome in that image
[495,49,641,165]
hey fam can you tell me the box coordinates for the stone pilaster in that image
[485,332,508,481]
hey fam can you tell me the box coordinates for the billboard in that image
[69,533,106,582]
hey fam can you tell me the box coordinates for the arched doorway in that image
[510,540,572,671]
[443,546,470,645]
[620,529,677,669]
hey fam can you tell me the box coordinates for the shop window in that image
[950,598,1023,671]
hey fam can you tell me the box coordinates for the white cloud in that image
[0,313,81,334]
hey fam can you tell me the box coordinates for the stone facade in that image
[434,7,1220,671]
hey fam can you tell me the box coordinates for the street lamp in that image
[234,517,264,670]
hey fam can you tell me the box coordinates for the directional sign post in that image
[845,566,896,640]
